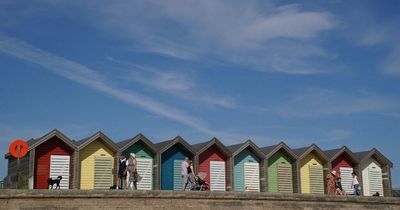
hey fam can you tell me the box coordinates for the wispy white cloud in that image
[268,88,400,118]
[0,34,223,136]
[48,0,338,74]
[107,57,237,109]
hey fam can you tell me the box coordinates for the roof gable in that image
[77,131,118,152]
[5,129,77,159]
[227,139,265,160]
[324,146,359,164]
[192,137,231,157]
[355,148,393,167]
[29,129,77,151]
[154,136,195,155]
[117,133,156,154]
[293,144,329,163]
[262,142,298,160]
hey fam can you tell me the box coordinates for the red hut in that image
[192,138,231,191]
[324,146,359,194]
[32,129,77,189]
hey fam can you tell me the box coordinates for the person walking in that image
[326,170,336,195]
[126,153,138,190]
[181,157,189,191]
[187,160,196,190]
[117,154,127,189]
[351,172,360,195]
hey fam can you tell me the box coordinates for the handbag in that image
[136,173,142,182]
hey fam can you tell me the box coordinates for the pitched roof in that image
[261,142,298,160]
[323,146,359,164]
[117,133,156,153]
[292,146,309,157]
[260,144,277,155]
[292,144,329,162]
[191,141,210,152]
[76,131,118,152]
[154,139,175,151]
[191,137,231,157]
[354,148,393,167]
[5,129,77,159]
[324,148,342,159]
[226,139,265,159]
[154,136,195,155]
[354,150,371,161]
[226,142,245,153]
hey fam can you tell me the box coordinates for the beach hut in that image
[192,138,231,191]
[155,136,195,190]
[117,133,158,190]
[355,149,393,196]
[293,144,329,194]
[261,142,298,193]
[76,131,118,189]
[227,140,266,192]
[4,129,77,189]
[324,146,359,194]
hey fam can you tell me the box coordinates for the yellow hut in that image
[76,132,118,189]
[293,144,329,194]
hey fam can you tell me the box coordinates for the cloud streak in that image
[0,34,222,136]
[51,1,338,74]
[107,57,237,109]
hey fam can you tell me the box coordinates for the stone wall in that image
[0,190,399,210]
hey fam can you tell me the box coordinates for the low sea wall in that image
[0,190,399,210]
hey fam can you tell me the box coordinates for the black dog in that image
[372,192,380,196]
[48,176,63,189]
[109,185,117,189]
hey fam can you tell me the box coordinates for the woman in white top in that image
[126,153,138,190]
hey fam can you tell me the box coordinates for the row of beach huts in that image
[3,129,393,196]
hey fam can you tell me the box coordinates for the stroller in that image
[187,172,209,191]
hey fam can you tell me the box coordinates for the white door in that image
[173,160,183,190]
[49,155,70,189]
[368,167,384,196]
[94,156,113,189]
[136,158,153,190]
[339,167,353,194]
[210,161,226,191]
[244,162,260,192]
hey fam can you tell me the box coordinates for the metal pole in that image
[16,145,21,189]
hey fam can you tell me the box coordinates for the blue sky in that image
[0,0,399,187]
